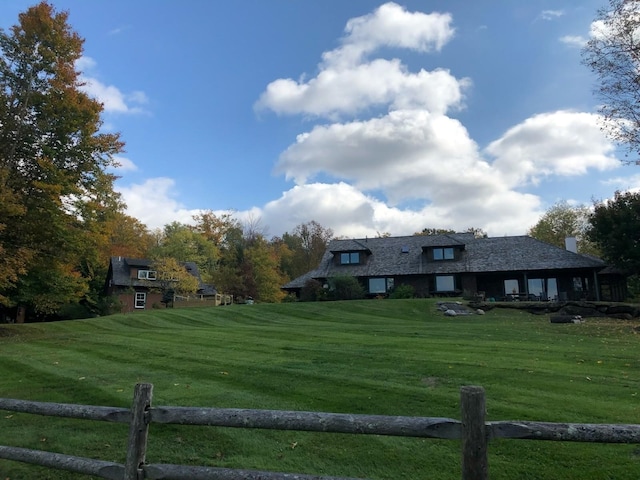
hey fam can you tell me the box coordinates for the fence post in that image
[460,385,488,480]
[124,383,153,480]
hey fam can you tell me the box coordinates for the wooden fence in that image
[1,384,639,480]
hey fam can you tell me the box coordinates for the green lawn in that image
[0,299,639,479]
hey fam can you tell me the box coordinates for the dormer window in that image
[138,270,157,280]
[340,252,360,265]
[433,247,455,260]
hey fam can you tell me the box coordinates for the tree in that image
[150,222,219,281]
[280,221,333,280]
[582,0,640,160]
[0,3,124,318]
[587,191,640,274]
[151,257,199,300]
[243,237,287,303]
[528,201,599,256]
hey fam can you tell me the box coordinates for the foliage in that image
[582,0,640,160]
[243,237,287,303]
[414,227,455,236]
[528,201,600,255]
[299,278,325,302]
[588,190,640,274]
[414,227,487,237]
[150,222,219,281]
[0,301,639,479]
[328,275,365,300]
[151,257,199,296]
[389,283,415,299]
[279,221,333,280]
[0,2,124,318]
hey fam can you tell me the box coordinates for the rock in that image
[550,315,583,324]
[476,309,485,315]
[444,309,458,317]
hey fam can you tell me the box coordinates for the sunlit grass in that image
[0,299,639,479]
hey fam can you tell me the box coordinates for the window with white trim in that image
[435,275,455,292]
[134,292,146,309]
[138,270,157,280]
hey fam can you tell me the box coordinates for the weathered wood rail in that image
[1,384,639,480]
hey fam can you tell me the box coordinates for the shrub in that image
[300,279,324,302]
[389,284,415,299]
[329,276,365,301]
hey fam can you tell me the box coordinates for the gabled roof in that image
[282,234,606,289]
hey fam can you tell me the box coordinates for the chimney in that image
[565,237,577,253]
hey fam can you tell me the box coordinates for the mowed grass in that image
[0,298,639,479]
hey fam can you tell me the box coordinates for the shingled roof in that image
[107,257,216,294]
[282,234,605,289]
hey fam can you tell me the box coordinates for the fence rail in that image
[1,384,639,480]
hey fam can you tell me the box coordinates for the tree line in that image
[2,2,640,321]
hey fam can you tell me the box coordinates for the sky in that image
[2,0,638,239]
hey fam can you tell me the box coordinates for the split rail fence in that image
[1,384,639,480]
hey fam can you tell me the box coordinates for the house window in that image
[134,292,146,309]
[138,270,157,280]
[340,252,360,265]
[433,247,455,260]
[504,279,519,294]
[435,275,455,292]
[369,277,394,294]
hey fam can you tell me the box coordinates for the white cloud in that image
[486,111,620,186]
[110,156,138,172]
[323,3,454,67]
[560,35,587,47]
[276,109,486,200]
[255,3,463,118]
[259,182,542,238]
[540,10,564,21]
[602,174,640,193]
[75,56,148,114]
[116,178,201,229]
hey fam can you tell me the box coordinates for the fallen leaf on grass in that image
[290,442,298,449]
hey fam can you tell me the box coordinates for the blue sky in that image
[2,0,637,238]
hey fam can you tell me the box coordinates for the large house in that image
[105,257,217,312]
[282,234,627,302]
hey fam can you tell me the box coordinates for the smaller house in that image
[105,257,217,313]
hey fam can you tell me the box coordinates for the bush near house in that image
[328,275,366,300]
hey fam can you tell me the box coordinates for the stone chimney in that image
[565,236,577,253]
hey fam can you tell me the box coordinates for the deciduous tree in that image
[588,190,640,274]
[582,0,640,160]
[0,2,124,318]
[528,201,599,255]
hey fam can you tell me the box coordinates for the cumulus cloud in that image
[322,3,454,67]
[116,178,201,229]
[259,182,542,238]
[76,56,148,114]
[255,3,464,118]
[251,4,622,238]
[486,111,620,186]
